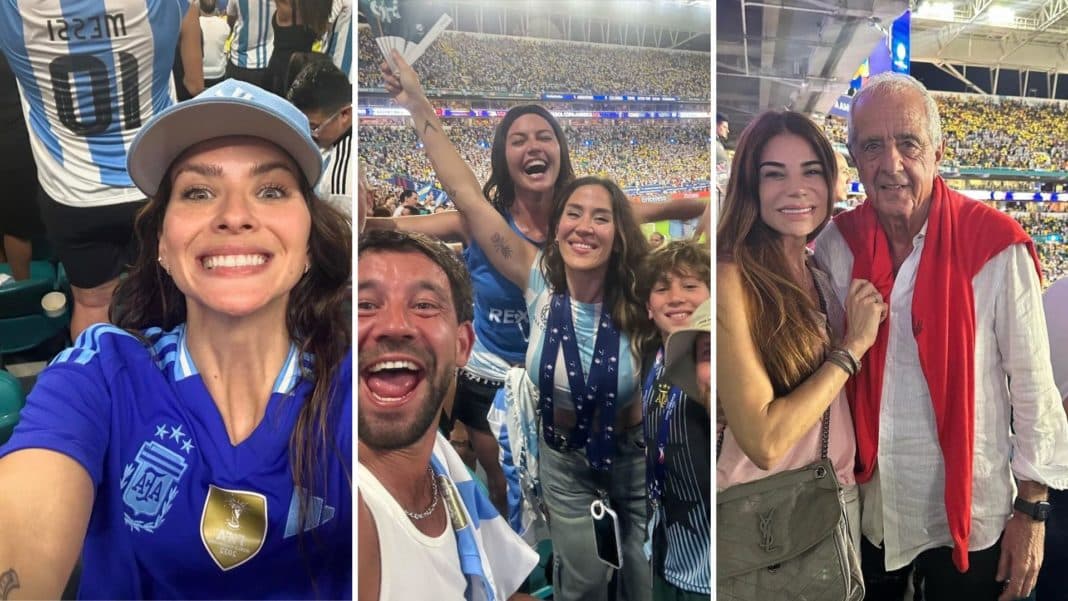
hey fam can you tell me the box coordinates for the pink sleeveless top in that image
[716,264,857,490]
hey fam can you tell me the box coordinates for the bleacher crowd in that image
[359,119,710,192]
[358,28,710,99]
[818,96,1068,171]
[1014,213,1068,286]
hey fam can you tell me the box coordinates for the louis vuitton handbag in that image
[716,410,864,601]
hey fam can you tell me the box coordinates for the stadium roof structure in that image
[911,0,1068,97]
[716,0,909,130]
[357,0,711,52]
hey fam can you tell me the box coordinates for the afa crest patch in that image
[120,423,193,533]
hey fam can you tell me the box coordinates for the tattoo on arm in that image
[422,120,437,136]
[491,232,514,259]
[0,569,19,600]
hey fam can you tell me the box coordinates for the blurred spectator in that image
[288,59,352,212]
[0,52,43,281]
[323,0,352,81]
[392,189,426,216]
[716,112,729,168]
[265,0,331,96]
[227,0,274,89]
[200,0,231,89]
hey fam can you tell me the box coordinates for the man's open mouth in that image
[363,360,425,402]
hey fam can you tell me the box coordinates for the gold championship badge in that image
[200,485,268,570]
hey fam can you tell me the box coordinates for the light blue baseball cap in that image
[128,79,323,197]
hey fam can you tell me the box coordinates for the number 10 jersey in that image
[0,0,186,207]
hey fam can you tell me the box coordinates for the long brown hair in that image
[541,176,657,354]
[111,153,353,533]
[716,110,837,395]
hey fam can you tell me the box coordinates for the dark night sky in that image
[912,61,1068,100]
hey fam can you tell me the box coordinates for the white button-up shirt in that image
[815,219,1068,570]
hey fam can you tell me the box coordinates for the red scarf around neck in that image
[834,177,1040,572]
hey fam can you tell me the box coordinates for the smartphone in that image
[590,499,623,570]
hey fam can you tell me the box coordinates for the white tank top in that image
[359,467,468,600]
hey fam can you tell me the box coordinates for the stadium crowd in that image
[938,95,1068,171]
[358,28,710,99]
[1014,213,1068,286]
[816,96,1068,171]
[359,119,710,192]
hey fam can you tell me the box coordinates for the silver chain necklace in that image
[405,467,439,521]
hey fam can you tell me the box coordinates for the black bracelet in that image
[826,353,855,376]
[837,347,862,373]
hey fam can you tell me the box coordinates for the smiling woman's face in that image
[158,136,311,321]
[757,132,829,242]
[504,113,561,195]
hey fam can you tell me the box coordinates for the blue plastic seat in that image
[0,259,70,359]
[0,369,25,446]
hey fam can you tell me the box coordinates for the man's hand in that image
[996,512,1045,601]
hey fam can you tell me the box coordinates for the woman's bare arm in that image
[381,50,536,289]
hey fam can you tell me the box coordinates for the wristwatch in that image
[1013,497,1053,521]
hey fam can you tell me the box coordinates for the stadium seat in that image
[0,257,71,365]
[0,369,25,446]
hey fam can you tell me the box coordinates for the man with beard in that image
[357,230,538,601]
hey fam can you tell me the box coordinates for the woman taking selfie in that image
[0,80,352,598]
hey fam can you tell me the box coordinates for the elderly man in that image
[357,230,538,601]
[814,72,1068,601]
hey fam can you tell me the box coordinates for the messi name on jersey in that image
[45,12,129,42]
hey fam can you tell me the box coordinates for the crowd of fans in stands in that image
[359,119,710,190]
[1013,213,1068,286]
[358,28,710,99]
[818,96,1068,171]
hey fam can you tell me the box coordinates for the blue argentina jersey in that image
[228,0,273,69]
[0,324,353,599]
[462,214,540,380]
[0,0,185,207]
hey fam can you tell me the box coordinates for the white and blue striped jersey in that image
[323,0,350,81]
[0,0,186,207]
[227,0,273,69]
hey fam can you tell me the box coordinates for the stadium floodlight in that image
[988,5,1015,25]
[916,1,954,21]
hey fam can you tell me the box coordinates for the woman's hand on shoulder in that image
[841,279,886,358]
